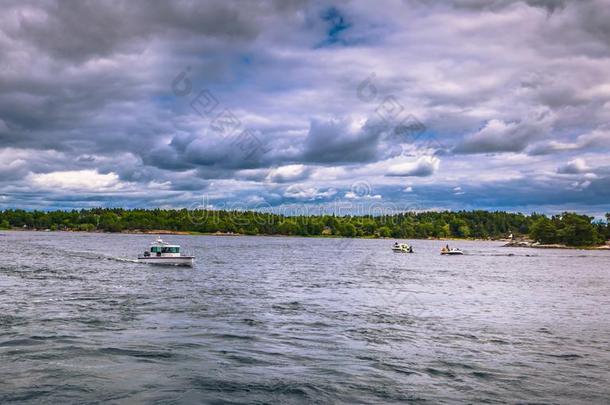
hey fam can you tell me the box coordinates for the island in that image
[1,209,608,249]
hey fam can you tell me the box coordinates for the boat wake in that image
[61,250,140,263]
[476,252,540,257]
[109,257,140,264]
[42,247,141,264]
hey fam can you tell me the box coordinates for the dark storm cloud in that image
[527,129,610,155]
[2,0,262,62]
[434,0,567,13]
[301,118,382,164]
[1,0,609,214]
[0,1,280,143]
[0,0,289,190]
[377,173,610,213]
[453,110,553,154]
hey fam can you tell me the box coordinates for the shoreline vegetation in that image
[1,208,608,249]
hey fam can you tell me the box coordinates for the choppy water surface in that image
[1,231,609,404]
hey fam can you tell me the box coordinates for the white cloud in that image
[570,179,592,190]
[266,164,310,183]
[528,129,610,155]
[387,156,440,177]
[344,191,382,199]
[557,158,591,174]
[27,170,123,191]
[283,185,337,200]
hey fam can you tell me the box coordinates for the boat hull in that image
[137,256,194,266]
[441,251,463,255]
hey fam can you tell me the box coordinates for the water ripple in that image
[1,231,609,403]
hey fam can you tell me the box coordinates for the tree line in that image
[0,208,608,246]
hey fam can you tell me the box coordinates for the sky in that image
[1,0,609,217]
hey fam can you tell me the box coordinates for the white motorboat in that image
[392,243,414,253]
[440,247,463,255]
[137,237,194,266]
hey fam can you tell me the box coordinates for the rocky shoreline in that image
[504,239,610,250]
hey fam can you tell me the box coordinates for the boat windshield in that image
[151,246,180,253]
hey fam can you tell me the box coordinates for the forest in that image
[0,208,608,247]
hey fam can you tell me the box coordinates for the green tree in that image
[457,224,471,238]
[439,223,450,238]
[557,213,601,246]
[447,218,471,238]
[99,212,122,232]
[377,226,392,238]
[278,220,298,235]
[78,223,96,232]
[341,223,357,237]
[530,217,558,244]
[0,208,601,245]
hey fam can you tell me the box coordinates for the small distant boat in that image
[392,243,414,253]
[137,237,194,266]
[441,247,463,255]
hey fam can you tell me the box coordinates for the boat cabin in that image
[143,237,182,257]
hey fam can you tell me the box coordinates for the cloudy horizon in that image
[1,0,609,218]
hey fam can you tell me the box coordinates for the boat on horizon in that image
[137,237,194,266]
[392,242,414,253]
[440,246,463,255]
